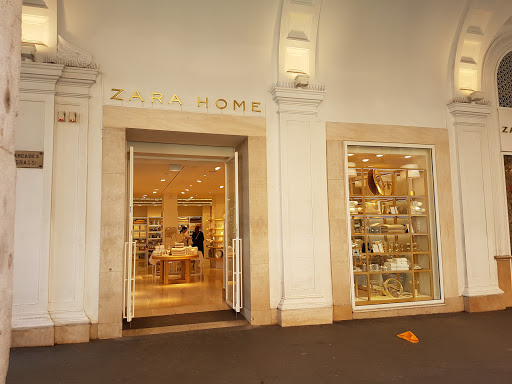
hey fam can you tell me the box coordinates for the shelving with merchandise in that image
[178,216,202,241]
[147,217,163,253]
[206,217,224,259]
[133,217,148,261]
[348,151,439,306]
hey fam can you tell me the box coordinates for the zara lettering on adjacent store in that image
[11,0,512,346]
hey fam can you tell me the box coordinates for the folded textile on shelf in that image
[171,248,187,256]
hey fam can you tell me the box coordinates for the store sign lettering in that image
[503,126,512,133]
[110,89,261,112]
[15,151,43,168]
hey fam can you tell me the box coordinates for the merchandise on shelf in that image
[348,151,438,306]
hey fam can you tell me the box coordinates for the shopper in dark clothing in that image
[192,225,205,256]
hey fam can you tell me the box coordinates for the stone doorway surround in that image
[98,106,270,339]
[326,123,464,320]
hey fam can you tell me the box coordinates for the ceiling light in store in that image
[190,185,192,187]
[197,180,202,183]
[181,192,185,194]
[215,166,221,171]
[405,155,412,158]
[362,159,369,162]
[154,189,159,191]
[168,164,182,172]
[348,154,354,156]
[203,174,207,177]
[161,179,166,182]
[220,186,224,188]
[152,191,157,194]
[185,189,189,191]
[376,155,383,157]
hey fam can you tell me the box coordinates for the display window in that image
[347,145,441,306]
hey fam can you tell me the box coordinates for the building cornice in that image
[271,82,325,115]
[56,66,99,98]
[20,62,64,94]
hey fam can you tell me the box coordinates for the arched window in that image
[497,51,512,107]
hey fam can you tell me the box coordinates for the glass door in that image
[224,152,242,312]
[123,146,136,321]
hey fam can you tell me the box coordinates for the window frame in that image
[344,141,446,311]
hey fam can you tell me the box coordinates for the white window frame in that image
[344,141,446,312]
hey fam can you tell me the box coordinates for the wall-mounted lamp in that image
[68,112,78,123]
[57,111,66,122]
[470,91,484,102]
[294,73,310,88]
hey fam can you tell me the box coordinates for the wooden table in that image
[151,254,196,284]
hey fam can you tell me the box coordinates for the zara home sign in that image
[110,89,262,112]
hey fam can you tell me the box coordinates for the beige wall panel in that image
[250,264,271,310]
[327,122,460,315]
[101,173,126,223]
[98,271,123,324]
[99,128,125,334]
[104,106,265,137]
[100,221,125,273]
[99,110,270,330]
[102,128,126,174]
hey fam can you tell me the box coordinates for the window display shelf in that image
[354,269,431,274]
[349,150,439,307]
[355,294,433,305]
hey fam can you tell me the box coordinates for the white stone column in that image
[11,63,63,347]
[448,102,505,311]
[0,0,21,379]
[271,84,333,326]
[48,66,98,342]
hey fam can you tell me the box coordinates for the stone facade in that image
[0,0,21,381]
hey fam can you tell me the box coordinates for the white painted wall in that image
[13,100,50,326]
[58,0,279,117]
[317,0,467,128]
[13,70,60,329]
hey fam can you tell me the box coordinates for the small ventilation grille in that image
[497,51,512,108]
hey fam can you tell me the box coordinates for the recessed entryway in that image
[123,137,246,332]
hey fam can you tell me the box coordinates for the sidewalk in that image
[7,309,512,384]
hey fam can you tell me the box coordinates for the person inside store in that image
[175,226,191,246]
[191,225,204,256]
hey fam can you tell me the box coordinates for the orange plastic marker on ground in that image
[397,331,419,343]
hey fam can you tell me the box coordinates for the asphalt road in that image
[7,309,512,383]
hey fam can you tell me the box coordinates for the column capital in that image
[270,82,325,115]
[447,101,492,130]
[20,62,65,94]
[447,101,492,117]
[56,66,99,98]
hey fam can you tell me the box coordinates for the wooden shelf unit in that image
[350,166,436,306]
[206,218,224,258]
[133,217,148,261]
[178,216,202,238]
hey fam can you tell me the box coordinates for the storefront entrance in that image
[123,140,243,327]
[98,107,270,338]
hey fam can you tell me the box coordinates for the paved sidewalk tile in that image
[7,309,512,384]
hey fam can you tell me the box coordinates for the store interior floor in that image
[133,262,229,318]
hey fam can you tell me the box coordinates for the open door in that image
[224,152,242,312]
[123,146,136,322]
